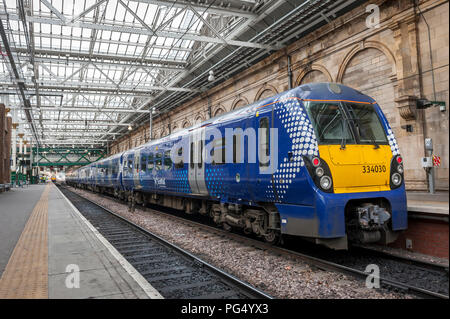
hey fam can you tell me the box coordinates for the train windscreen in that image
[303,101,355,144]
[303,101,388,145]
[344,103,388,144]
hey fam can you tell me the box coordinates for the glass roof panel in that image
[1,0,259,147]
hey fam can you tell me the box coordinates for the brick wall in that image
[299,70,329,85]
[391,218,449,259]
[110,0,449,191]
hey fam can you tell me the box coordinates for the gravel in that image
[67,186,412,299]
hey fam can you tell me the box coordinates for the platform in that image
[407,191,449,217]
[0,183,162,299]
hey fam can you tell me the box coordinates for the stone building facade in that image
[110,0,449,191]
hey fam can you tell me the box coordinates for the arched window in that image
[213,107,225,117]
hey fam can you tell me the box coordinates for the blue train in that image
[66,83,407,249]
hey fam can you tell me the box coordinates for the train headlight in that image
[303,155,334,193]
[390,155,404,189]
[315,167,324,177]
[391,173,402,186]
[320,176,332,190]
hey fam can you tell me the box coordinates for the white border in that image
[55,185,164,299]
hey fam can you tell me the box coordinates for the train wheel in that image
[264,230,281,245]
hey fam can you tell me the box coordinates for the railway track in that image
[58,185,272,299]
[65,184,449,299]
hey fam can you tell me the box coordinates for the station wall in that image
[1,103,12,189]
[110,0,449,191]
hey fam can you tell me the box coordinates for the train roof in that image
[135,82,375,148]
[75,82,375,170]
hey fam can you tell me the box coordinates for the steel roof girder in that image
[10,14,278,50]
[29,107,150,114]
[0,81,197,93]
[12,47,188,68]
[132,0,258,19]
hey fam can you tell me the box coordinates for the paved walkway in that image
[0,183,161,299]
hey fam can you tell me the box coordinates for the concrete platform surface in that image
[407,191,449,215]
[0,183,161,299]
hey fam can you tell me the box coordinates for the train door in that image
[123,153,133,190]
[139,150,147,189]
[228,117,253,200]
[133,149,142,189]
[118,155,124,189]
[250,105,277,201]
[188,128,208,195]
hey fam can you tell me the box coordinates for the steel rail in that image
[58,184,273,300]
[138,207,450,300]
[351,244,449,273]
[65,185,449,300]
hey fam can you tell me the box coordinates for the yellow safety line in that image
[0,184,50,299]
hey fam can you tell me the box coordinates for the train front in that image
[276,83,407,250]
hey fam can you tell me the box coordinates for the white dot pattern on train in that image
[266,99,319,201]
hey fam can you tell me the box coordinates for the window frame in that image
[164,150,172,170]
[155,152,162,170]
[175,147,184,169]
[259,117,270,168]
[148,153,155,171]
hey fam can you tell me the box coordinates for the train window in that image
[175,147,184,169]
[148,153,154,171]
[304,102,355,145]
[155,152,162,170]
[164,150,172,170]
[190,142,194,169]
[212,138,225,165]
[345,103,388,144]
[128,159,133,170]
[198,141,203,169]
[259,117,270,167]
[141,156,147,172]
[189,142,194,168]
[135,160,140,173]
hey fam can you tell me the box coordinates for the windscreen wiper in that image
[348,117,379,149]
[340,118,347,150]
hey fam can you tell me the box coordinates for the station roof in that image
[0,0,364,148]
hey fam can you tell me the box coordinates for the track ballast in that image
[62,184,449,299]
[58,185,272,299]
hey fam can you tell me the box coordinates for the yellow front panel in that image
[318,145,392,194]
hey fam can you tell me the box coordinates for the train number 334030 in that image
[362,165,387,173]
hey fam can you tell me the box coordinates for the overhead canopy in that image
[0,0,363,148]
